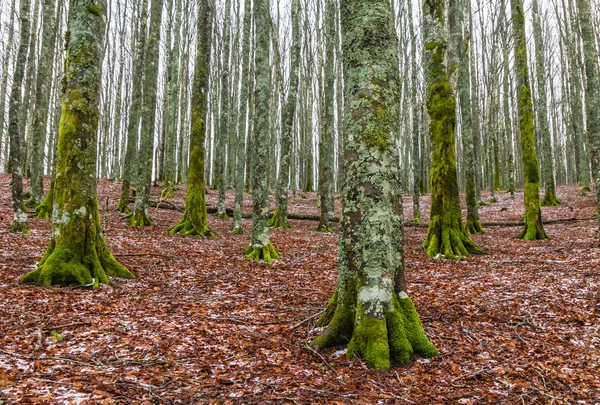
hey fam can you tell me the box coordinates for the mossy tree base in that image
[230,225,244,235]
[268,210,292,229]
[244,243,280,264]
[20,238,135,288]
[169,214,214,237]
[160,180,177,200]
[9,217,31,235]
[117,201,131,215]
[127,210,153,227]
[313,288,438,371]
[541,193,561,207]
[216,212,229,220]
[517,213,548,240]
[424,216,484,259]
[33,188,54,219]
[464,218,485,235]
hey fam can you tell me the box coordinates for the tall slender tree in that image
[232,0,253,235]
[270,0,301,230]
[170,0,214,237]
[422,0,483,258]
[244,0,280,263]
[512,0,547,240]
[577,0,600,244]
[21,0,135,287]
[7,0,31,234]
[129,0,165,227]
[313,0,438,371]
[316,0,335,233]
[531,0,560,206]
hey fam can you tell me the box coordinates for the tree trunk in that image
[531,0,560,206]
[118,0,147,214]
[21,0,135,287]
[313,0,438,370]
[129,0,165,227]
[270,0,300,230]
[316,0,335,233]
[422,0,483,259]
[512,0,547,240]
[170,0,214,238]
[243,0,280,263]
[7,0,31,234]
[576,0,600,245]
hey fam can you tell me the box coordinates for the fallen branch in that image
[42,321,91,331]
[290,310,324,330]
[142,200,596,227]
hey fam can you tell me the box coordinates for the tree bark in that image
[21,0,135,287]
[313,0,438,371]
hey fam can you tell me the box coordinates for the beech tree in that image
[512,0,547,240]
[7,0,31,234]
[170,0,214,237]
[244,0,280,263]
[422,0,483,258]
[21,0,135,287]
[313,0,438,370]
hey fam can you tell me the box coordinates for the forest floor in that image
[0,174,599,404]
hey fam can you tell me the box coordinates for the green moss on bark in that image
[20,0,134,288]
[34,186,54,219]
[269,210,292,229]
[512,0,547,240]
[243,243,280,265]
[171,0,213,239]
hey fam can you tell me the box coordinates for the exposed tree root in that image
[244,243,280,264]
[313,288,438,370]
[127,210,153,227]
[268,210,292,229]
[541,193,561,207]
[20,237,135,288]
[423,216,484,259]
[160,182,177,200]
[464,218,485,235]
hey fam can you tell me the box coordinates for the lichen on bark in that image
[20,0,134,288]
[512,0,547,241]
[245,0,280,263]
[170,0,214,238]
[313,0,438,370]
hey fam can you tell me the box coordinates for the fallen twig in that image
[290,309,325,330]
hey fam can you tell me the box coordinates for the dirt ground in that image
[0,174,599,404]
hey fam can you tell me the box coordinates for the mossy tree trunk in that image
[270,0,300,230]
[7,0,31,234]
[422,0,483,259]
[576,0,600,244]
[232,0,253,234]
[316,0,335,233]
[512,0,547,241]
[21,0,135,288]
[0,0,17,161]
[118,0,147,214]
[501,0,516,198]
[407,0,421,224]
[130,0,164,227]
[170,0,214,238]
[531,0,560,207]
[216,0,232,219]
[29,0,56,207]
[450,0,483,235]
[161,0,182,199]
[313,0,438,371]
[244,0,280,264]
